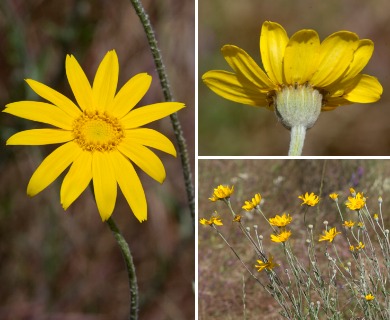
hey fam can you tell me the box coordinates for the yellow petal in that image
[25,79,81,118]
[66,54,93,111]
[125,128,176,156]
[61,151,92,209]
[4,101,74,129]
[118,141,166,183]
[342,39,374,82]
[121,102,185,129]
[110,73,152,119]
[202,70,269,108]
[27,142,80,196]
[343,74,383,103]
[110,151,147,222]
[260,21,289,84]
[93,50,119,112]
[221,45,276,90]
[283,29,320,84]
[6,129,73,145]
[310,31,359,87]
[92,152,117,221]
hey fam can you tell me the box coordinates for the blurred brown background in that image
[0,0,194,319]
[198,159,390,319]
[199,0,390,155]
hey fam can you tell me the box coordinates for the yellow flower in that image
[349,245,355,251]
[199,213,223,226]
[255,255,279,272]
[269,213,292,227]
[365,294,375,301]
[356,242,365,250]
[373,213,379,221]
[329,193,338,201]
[342,220,355,228]
[349,187,356,195]
[203,21,382,130]
[319,227,341,242]
[209,185,234,201]
[4,50,185,222]
[358,222,364,228]
[298,192,320,206]
[346,192,366,210]
[233,215,242,222]
[271,230,291,243]
[242,193,261,211]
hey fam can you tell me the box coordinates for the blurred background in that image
[198,159,390,319]
[0,0,194,319]
[199,0,390,155]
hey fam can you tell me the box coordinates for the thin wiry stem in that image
[128,0,195,225]
[106,217,139,320]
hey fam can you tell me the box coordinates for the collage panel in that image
[199,0,390,156]
[199,159,390,319]
[0,1,194,319]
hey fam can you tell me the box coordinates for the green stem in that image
[288,125,306,156]
[128,0,195,224]
[106,217,138,320]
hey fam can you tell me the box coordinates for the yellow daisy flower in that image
[255,255,279,272]
[298,192,320,206]
[342,220,355,228]
[346,192,366,210]
[319,227,341,242]
[199,212,223,226]
[270,230,291,243]
[242,193,261,211]
[329,193,339,201]
[269,213,292,227]
[365,294,375,301]
[209,185,234,201]
[202,21,382,155]
[4,50,185,222]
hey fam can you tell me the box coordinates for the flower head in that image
[346,192,366,210]
[255,254,279,272]
[209,185,234,201]
[329,193,339,201]
[242,193,261,211]
[203,21,382,131]
[199,212,223,226]
[4,50,185,222]
[233,215,242,222]
[269,213,292,227]
[298,192,320,206]
[342,220,355,229]
[319,227,341,242]
[271,230,292,243]
[373,213,379,221]
[365,294,375,301]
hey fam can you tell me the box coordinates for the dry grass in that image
[198,159,390,319]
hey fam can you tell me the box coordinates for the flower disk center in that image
[73,111,124,152]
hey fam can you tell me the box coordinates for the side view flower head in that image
[209,185,234,201]
[4,50,185,222]
[199,212,223,226]
[346,192,366,210]
[202,21,383,155]
[269,213,292,227]
[298,192,320,206]
[255,254,279,272]
[270,230,292,243]
[242,193,261,211]
[319,227,341,242]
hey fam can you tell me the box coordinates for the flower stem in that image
[288,125,306,156]
[106,217,138,320]
[128,0,195,224]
